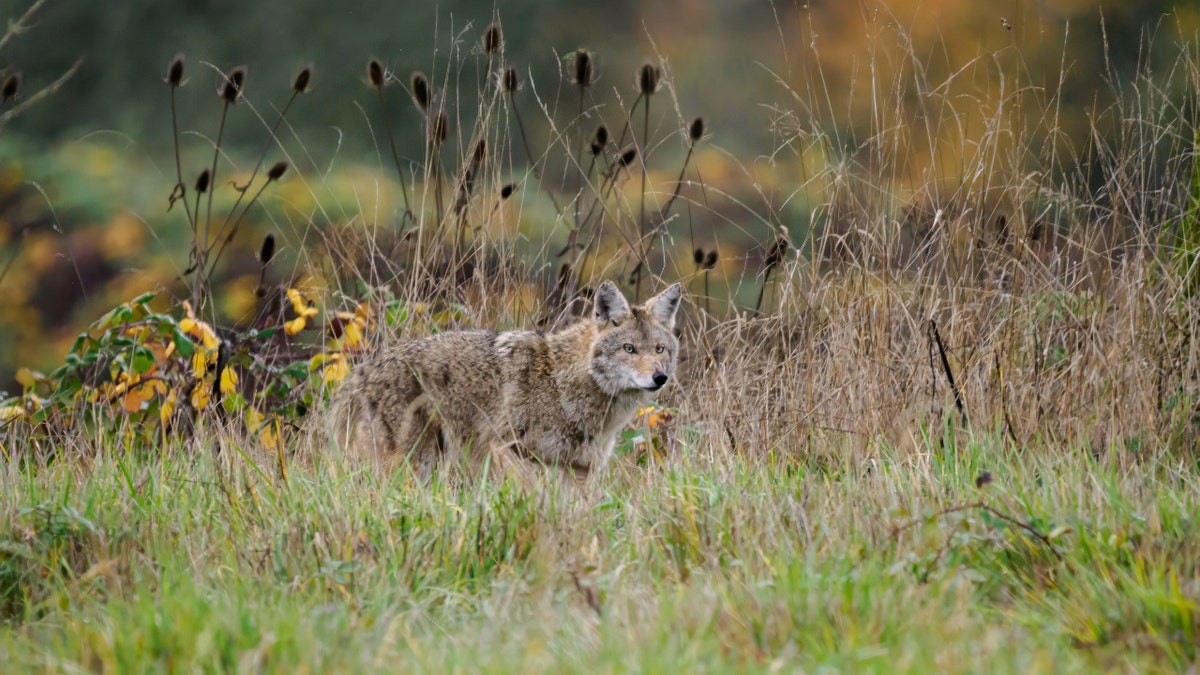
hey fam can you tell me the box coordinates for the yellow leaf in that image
[337,321,366,352]
[287,288,319,318]
[309,353,329,371]
[284,316,307,336]
[322,357,350,386]
[260,418,283,454]
[15,368,39,390]
[0,405,25,423]
[160,390,177,427]
[191,350,209,378]
[245,406,265,433]
[219,367,239,395]
[191,381,211,410]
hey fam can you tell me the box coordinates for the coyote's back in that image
[330,281,682,479]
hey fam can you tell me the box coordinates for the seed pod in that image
[259,233,276,264]
[410,71,430,110]
[430,111,449,144]
[266,161,289,181]
[764,234,791,269]
[618,145,638,167]
[483,22,502,55]
[689,117,705,144]
[705,250,719,270]
[590,125,609,155]
[572,49,593,88]
[292,65,312,93]
[1,72,20,103]
[694,248,705,266]
[195,169,211,194]
[500,183,515,200]
[220,66,247,103]
[165,54,185,87]
[501,67,519,93]
[637,62,661,95]
[367,59,385,89]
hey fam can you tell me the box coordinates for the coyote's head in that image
[587,281,682,396]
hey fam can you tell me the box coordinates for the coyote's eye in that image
[623,343,636,354]
[655,344,665,354]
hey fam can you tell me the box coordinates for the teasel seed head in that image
[764,232,791,269]
[430,111,449,144]
[165,54,185,87]
[705,250,719,270]
[472,139,487,166]
[694,248,704,266]
[689,117,705,144]
[219,65,247,103]
[636,62,662,95]
[500,183,515,200]
[259,233,276,265]
[483,22,502,55]
[572,49,594,88]
[1,72,20,103]
[590,125,609,156]
[501,67,519,93]
[618,145,638,167]
[195,169,211,194]
[292,65,312,93]
[410,71,430,110]
[266,160,289,181]
[367,59,386,89]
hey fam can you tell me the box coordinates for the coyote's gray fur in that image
[329,281,682,479]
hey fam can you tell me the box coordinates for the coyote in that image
[330,281,682,479]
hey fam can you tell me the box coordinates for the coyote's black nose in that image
[651,372,669,389]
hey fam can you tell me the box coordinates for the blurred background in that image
[0,0,1194,392]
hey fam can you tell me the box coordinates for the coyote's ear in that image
[593,281,632,325]
[645,282,682,330]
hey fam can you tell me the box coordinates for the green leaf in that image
[55,374,83,400]
[131,347,156,375]
[172,329,195,358]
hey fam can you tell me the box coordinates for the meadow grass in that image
[2,7,1200,673]
[0,426,1196,673]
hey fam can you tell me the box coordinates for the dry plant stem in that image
[0,0,48,52]
[506,88,563,214]
[930,319,967,425]
[213,90,300,240]
[575,94,644,241]
[0,57,83,131]
[432,138,445,227]
[194,100,232,311]
[206,178,276,279]
[574,87,586,229]
[636,95,651,300]
[754,266,774,315]
[168,86,196,234]
[377,87,413,223]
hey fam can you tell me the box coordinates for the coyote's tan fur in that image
[330,281,682,479]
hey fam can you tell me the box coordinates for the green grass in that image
[1,428,1196,673]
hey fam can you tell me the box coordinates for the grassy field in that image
[3,5,1200,673]
[0,427,1197,673]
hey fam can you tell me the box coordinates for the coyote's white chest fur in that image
[330,281,682,479]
